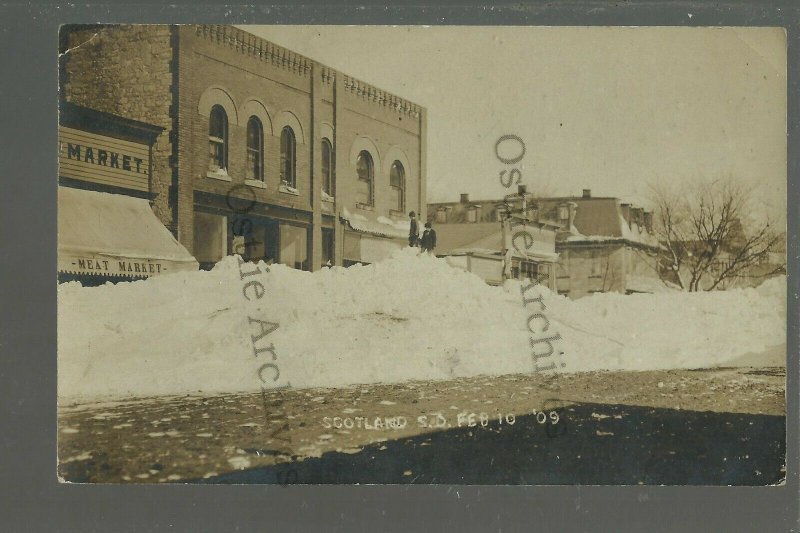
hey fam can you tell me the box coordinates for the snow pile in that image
[58,248,786,402]
[547,275,786,372]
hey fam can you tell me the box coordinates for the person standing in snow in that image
[420,222,437,255]
[408,211,419,247]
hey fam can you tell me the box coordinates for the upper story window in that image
[590,249,601,276]
[389,161,405,212]
[321,138,334,197]
[356,150,374,207]
[208,105,228,172]
[246,116,264,181]
[280,126,297,188]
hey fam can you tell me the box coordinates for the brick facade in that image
[60,24,427,271]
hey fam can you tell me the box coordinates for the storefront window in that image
[322,228,334,266]
[193,212,227,270]
[229,218,278,264]
[279,224,309,270]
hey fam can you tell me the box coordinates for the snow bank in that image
[58,248,786,402]
[548,274,786,373]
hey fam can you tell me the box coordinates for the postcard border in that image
[1,1,797,531]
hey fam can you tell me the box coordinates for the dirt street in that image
[58,367,786,485]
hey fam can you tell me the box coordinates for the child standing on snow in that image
[408,211,419,247]
[420,222,437,255]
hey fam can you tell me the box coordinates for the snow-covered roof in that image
[535,197,662,250]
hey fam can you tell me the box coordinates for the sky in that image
[244,25,786,219]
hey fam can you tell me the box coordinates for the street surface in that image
[58,367,786,485]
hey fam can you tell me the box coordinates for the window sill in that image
[206,170,232,182]
[356,203,374,211]
[279,183,300,196]
[245,179,267,189]
[389,209,406,218]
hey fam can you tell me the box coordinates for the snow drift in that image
[58,248,786,402]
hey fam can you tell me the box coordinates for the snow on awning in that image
[340,207,408,239]
[58,187,198,277]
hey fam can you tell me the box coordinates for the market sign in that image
[58,187,199,279]
[59,255,169,277]
[58,125,150,192]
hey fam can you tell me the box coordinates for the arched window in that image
[389,161,405,212]
[208,105,228,172]
[246,116,263,181]
[280,126,296,188]
[356,151,374,207]
[321,138,334,196]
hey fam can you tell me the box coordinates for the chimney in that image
[460,193,469,204]
[567,202,578,229]
[582,188,591,198]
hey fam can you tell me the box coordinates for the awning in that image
[58,187,198,278]
[340,207,408,239]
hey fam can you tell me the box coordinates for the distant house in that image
[429,189,666,298]
[428,194,559,288]
[671,227,786,291]
[537,190,665,298]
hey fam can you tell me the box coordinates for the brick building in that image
[429,189,665,298]
[60,24,427,271]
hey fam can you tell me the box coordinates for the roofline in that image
[429,196,628,205]
[433,219,561,229]
[212,25,425,113]
[59,101,165,144]
[556,238,663,251]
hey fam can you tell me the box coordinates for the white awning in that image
[340,206,408,239]
[58,187,198,278]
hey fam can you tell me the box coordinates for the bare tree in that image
[648,177,782,291]
[647,181,692,289]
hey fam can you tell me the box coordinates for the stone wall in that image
[61,25,176,231]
